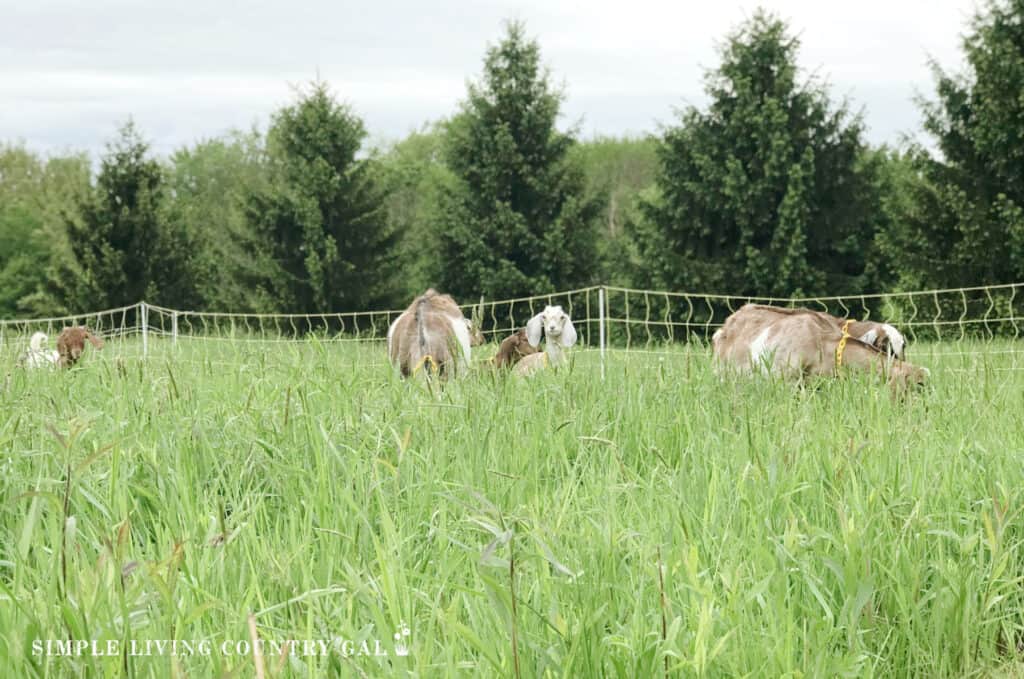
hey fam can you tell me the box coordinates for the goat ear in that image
[86,331,104,349]
[473,296,485,327]
[560,316,577,347]
[525,313,544,347]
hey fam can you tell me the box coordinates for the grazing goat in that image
[514,306,577,376]
[712,304,928,390]
[56,326,105,368]
[737,304,907,360]
[492,328,541,369]
[387,289,474,378]
[20,332,60,368]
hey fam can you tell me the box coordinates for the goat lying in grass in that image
[56,326,105,368]
[20,332,60,368]
[713,303,928,391]
[492,328,540,369]
[736,304,908,360]
[514,305,577,376]
[387,289,480,379]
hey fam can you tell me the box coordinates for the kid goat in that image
[514,305,577,376]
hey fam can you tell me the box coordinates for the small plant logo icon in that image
[393,621,411,657]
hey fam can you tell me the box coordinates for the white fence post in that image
[140,301,148,358]
[172,310,178,347]
[598,286,606,380]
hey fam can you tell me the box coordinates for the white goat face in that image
[526,305,577,348]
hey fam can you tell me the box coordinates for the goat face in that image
[464,319,485,347]
[526,305,577,348]
[857,323,906,361]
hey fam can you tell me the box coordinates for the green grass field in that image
[1,337,1023,677]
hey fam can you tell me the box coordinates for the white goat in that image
[20,332,60,368]
[514,305,577,376]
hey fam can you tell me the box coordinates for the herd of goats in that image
[386,289,929,389]
[16,288,930,390]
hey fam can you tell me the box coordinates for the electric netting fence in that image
[2,283,1023,372]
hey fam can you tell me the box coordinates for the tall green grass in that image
[1,338,1022,677]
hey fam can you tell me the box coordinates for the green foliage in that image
[375,123,457,299]
[245,82,401,312]
[1,339,1022,677]
[0,205,47,317]
[165,131,278,311]
[634,11,884,298]
[434,21,605,301]
[0,145,90,318]
[570,135,658,237]
[570,136,658,287]
[50,122,197,312]
[879,0,1024,289]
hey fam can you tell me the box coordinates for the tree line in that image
[2,3,1024,319]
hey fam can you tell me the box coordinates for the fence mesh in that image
[2,283,1022,372]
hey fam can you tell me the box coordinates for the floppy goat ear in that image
[86,330,104,349]
[858,328,878,347]
[525,312,544,348]
[560,314,577,347]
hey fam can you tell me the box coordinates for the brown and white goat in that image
[387,289,475,378]
[492,328,541,369]
[56,326,104,368]
[712,304,928,390]
[737,304,907,360]
[514,305,577,376]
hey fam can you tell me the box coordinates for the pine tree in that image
[879,0,1024,288]
[434,21,604,301]
[52,122,196,312]
[634,11,882,298]
[245,82,400,312]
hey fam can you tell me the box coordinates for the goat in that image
[56,326,104,368]
[492,328,541,369]
[465,318,485,348]
[737,304,907,360]
[387,289,474,378]
[514,305,577,376]
[20,332,60,368]
[712,303,928,391]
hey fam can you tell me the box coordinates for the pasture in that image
[1,337,1023,677]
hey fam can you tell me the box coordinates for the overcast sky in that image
[1,1,976,158]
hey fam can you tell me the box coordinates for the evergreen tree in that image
[879,0,1024,289]
[434,21,604,301]
[51,122,196,312]
[633,11,883,298]
[245,82,400,312]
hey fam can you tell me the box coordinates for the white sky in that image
[0,0,976,158]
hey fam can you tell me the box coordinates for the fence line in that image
[2,283,1022,374]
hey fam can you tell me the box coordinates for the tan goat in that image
[738,304,907,360]
[387,289,476,378]
[712,303,928,390]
